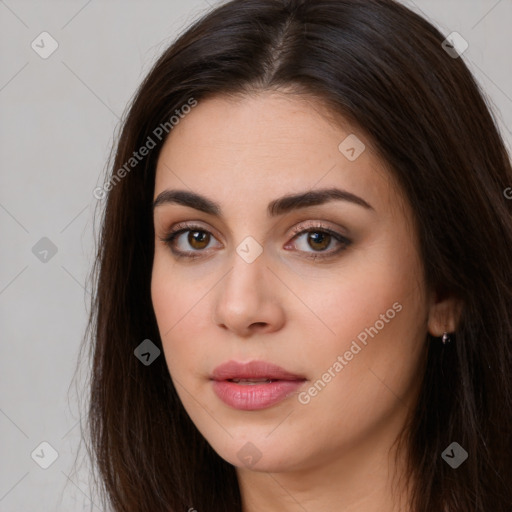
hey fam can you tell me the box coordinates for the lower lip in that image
[212,380,305,410]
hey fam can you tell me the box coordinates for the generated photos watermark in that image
[93,97,198,200]
[298,301,403,405]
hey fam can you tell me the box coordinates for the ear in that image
[427,289,463,337]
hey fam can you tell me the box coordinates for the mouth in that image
[227,378,275,384]
[210,360,307,410]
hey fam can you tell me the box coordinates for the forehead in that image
[154,91,400,217]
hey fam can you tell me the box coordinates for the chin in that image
[204,430,312,472]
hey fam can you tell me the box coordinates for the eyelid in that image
[287,220,349,239]
[163,220,218,237]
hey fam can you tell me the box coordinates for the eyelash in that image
[159,222,351,261]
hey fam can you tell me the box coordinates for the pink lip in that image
[211,360,306,411]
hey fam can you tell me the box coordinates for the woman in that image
[78,0,512,510]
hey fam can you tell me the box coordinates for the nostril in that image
[250,322,268,330]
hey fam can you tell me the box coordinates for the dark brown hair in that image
[73,0,512,510]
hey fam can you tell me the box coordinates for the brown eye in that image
[286,224,352,260]
[188,230,210,250]
[307,231,331,251]
[161,225,221,258]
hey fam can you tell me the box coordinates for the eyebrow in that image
[152,187,375,217]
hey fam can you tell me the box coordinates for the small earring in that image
[442,332,451,344]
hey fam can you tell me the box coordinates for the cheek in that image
[299,244,428,413]
[151,249,205,331]
[300,221,423,340]
[151,259,194,373]
[291,287,426,460]
[150,255,217,385]
[295,248,413,345]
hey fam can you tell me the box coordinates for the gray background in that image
[1,1,511,510]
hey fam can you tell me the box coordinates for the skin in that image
[151,91,460,512]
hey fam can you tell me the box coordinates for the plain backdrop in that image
[1,0,511,510]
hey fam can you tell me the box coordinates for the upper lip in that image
[211,360,306,381]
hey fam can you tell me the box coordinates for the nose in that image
[212,250,286,337]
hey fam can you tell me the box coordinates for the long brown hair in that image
[73,0,512,510]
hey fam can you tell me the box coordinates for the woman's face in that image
[151,91,430,473]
